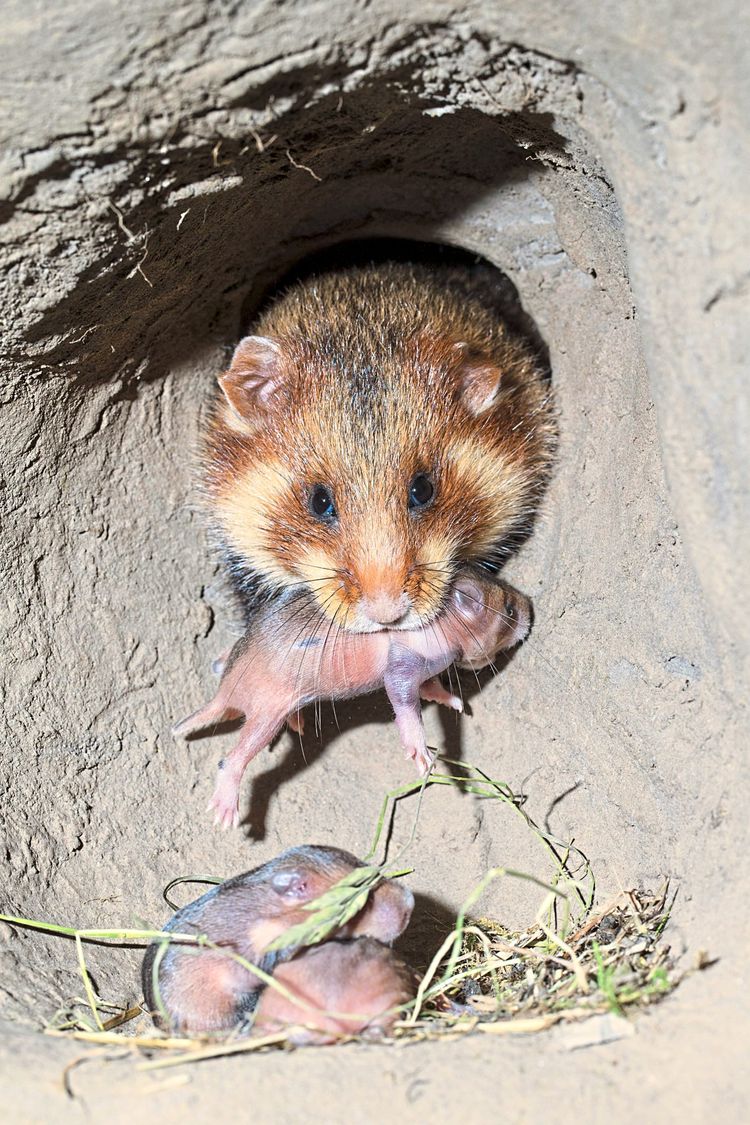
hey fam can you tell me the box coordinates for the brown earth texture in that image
[0,1,748,1122]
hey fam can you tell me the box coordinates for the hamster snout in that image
[358,589,412,629]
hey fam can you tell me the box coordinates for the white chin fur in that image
[347,607,428,633]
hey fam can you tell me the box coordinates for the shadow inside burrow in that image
[233,643,529,842]
[237,690,434,842]
[18,56,568,391]
[241,236,551,378]
[393,890,460,978]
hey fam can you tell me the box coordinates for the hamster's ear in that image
[218,335,286,420]
[452,579,484,619]
[453,342,503,415]
[270,869,310,900]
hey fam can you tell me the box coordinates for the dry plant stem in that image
[445,758,594,915]
[75,934,104,1031]
[149,939,171,1027]
[444,869,565,982]
[406,868,565,1026]
[366,760,593,927]
[137,1032,291,1071]
[46,1028,200,1049]
[535,900,589,992]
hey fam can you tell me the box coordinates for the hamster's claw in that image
[287,711,305,735]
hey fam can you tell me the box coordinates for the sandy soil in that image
[1,1,747,1121]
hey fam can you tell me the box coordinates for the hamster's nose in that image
[360,591,411,626]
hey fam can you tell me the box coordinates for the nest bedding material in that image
[2,764,683,1067]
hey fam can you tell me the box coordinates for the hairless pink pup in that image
[173,574,532,828]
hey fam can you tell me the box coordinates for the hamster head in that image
[344,877,414,945]
[263,849,413,946]
[204,267,555,633]
[247,846,412,954]
[254,845,363,915]
[451,576,532,670]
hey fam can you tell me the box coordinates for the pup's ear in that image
[452,579,485,620]
[270,868,311,900]
[453,341,504,415]
[218,335,287,421]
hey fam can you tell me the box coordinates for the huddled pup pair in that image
[142,845,416,1044]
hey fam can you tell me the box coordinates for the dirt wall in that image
[1,1,747,1121]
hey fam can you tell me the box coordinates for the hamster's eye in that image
[504,597,516,619]
[408,473,435,510]
[309,485,337,521]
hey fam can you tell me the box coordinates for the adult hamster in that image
[202,262,554,632]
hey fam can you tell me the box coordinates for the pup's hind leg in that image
[419,676,463,713]
[384,645,435,778]
[172,695,242,739]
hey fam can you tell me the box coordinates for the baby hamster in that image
[252,936,416,1045]
[202,262,554,632]
[141,844,414,1035]
[174,573,532,827]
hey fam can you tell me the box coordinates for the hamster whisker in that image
[281,588,345,726]
[417,573,455,618]
[330,601,352,711]
[317,599,346,735]
[286,595,343,744]
[425,611,466,713]
[208,589,330,727]
[285,585,343,671]
[297,562,342,575]
[416,560,455,576]
[262,587,332,651]
[440,601,499,688]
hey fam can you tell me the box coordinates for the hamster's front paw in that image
[286,710,305,735]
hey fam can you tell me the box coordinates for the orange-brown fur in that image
[202,263,556,630]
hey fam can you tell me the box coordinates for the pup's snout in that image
[505,593,532,646]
